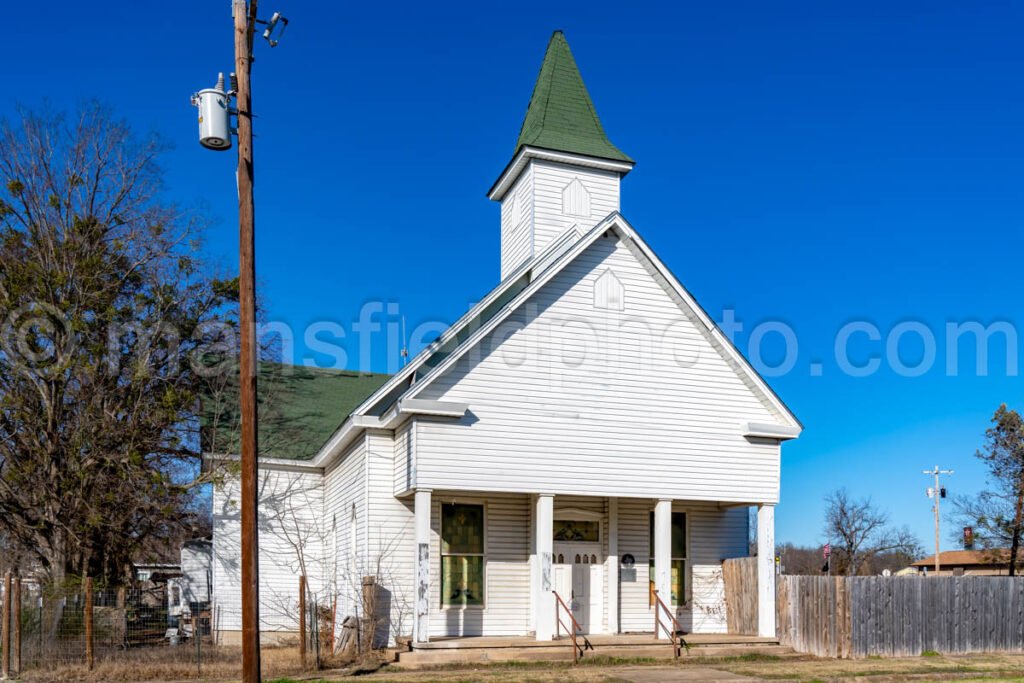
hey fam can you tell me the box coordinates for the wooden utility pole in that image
[234,0,262,681]
[923,466,954,575]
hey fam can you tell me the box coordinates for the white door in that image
[553,544,603,634]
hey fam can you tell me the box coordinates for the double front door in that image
[552,543,604,634]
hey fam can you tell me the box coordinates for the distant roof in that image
[512,31,632,164]
[201,362,391,461]
[911,549,1015,567]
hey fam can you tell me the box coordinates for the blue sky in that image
[3,1,1022,549]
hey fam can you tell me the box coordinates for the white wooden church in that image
[209,30,801,649]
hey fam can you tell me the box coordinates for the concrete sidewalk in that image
[609,666,756,682]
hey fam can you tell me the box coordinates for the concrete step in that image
[396,642,794,667]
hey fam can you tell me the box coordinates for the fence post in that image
[116,586,127,649]
[311,598,321,670]
[193,611,201,676]
[361,576,377,653]
[329,595,336,653]
[84,577,94,671]
[12,576,21,676]
[2,570,11,678]
[298,575,307,670]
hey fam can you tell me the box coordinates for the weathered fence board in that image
[775,575,1024,658]
[722,557,758,636]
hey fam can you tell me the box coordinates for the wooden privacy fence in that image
[722,557,758,636]
[775,575,1024,658]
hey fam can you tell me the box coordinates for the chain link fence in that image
[0,573,385,680]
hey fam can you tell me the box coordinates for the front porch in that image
[397,633,788,667]
[408,490,778,645]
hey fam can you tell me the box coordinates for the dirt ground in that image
[292,653,1024,683]
[17,649,1024,682]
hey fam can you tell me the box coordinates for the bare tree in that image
[953,404,1024,575]
[824,489,922,575]
[0,103,231,590]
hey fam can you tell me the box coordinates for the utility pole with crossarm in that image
[923,465,954,575]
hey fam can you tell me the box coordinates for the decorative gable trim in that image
[593,268,625,311]
[742,422,801,441]
[562,178,591,217]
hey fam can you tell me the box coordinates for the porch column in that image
[607,497,619,634]
[653,498,672,640]
[757,503,776,638]
[534,493,555,641]
[413,489,432,643]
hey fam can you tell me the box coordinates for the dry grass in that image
[19,644,312,682]
[706,651,1024,680]
[18,649,1024,682]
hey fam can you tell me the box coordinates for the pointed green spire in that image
[514,31,633,163]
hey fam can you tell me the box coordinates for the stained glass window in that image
[441,504,484,607]
[553,520,599,542]
[648,511,688,606]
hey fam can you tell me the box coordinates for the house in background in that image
[208,30,801,648]
[910,550,1022,576]
[178,539,212,612]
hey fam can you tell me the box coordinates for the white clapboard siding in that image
[531,160,619,253]
[393,419,415,496]
[501,160,620,278]
[428,492,533,637]
[180,543,212,606]
[212,467,326,634]
[618,498,653,633]
[688,503,749,634]
[617,498,749,634]
[365,430,416,640]
[501,165,535,278]
[324,437,368,621]
[413,233,783,503]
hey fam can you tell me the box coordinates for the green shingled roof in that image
[200,363,391,461]
[513,31,632,163]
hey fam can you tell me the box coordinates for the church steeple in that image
[490,31,634,279]
[513,31,632,163]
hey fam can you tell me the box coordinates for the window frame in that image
[553,518,601,543]
[440,501,487,610]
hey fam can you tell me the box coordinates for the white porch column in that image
[757,503,777,638]
[413,489,432,643]
[534,493,555,640]
[607,497,619,634]
[653,498,672,639]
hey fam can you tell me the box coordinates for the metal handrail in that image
[553,591,593,664]
[652,589,689,659]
